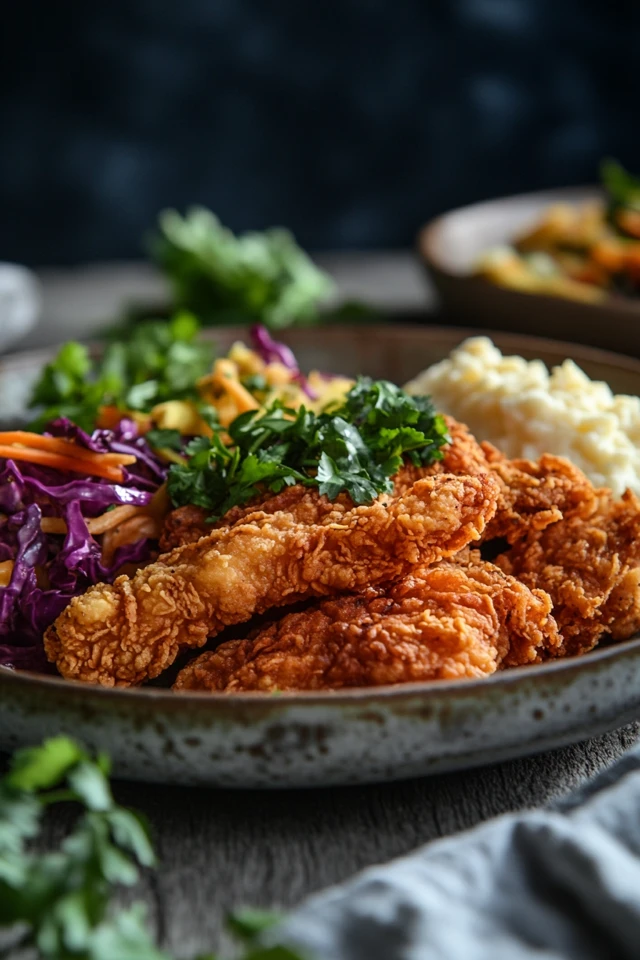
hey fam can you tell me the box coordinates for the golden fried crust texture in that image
[393,417,598,545]
[160,416,597,553]
[497,488,640,656]
[44,473,499,687]
[173,560,560,693]
[479,443,598,543]
[159,486,354,552]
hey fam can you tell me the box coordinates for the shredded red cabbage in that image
[250,325,319,400]
[250,324,299,370]
[0,420,167,671]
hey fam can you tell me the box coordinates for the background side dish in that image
[474,160,640,304]
[3,324,640,692]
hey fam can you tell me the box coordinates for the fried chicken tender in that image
[161,416,595,552]
[173,560,560,693]
[44,474,499,687]
[497,488,640,656]
[395,417,597,544]
[159,485,352,552]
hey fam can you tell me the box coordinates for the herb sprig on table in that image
[167,377,449,518]
[0,737,305,960]
[28,312,212,433]
[150,207,335,329]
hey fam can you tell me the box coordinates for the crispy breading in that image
[44,474,500,687]
[173,560,560,693]
[161,416,595,552]
[159,486,352,552]
[480,444,598,543]
[497,488,640,655]
[395,417,598,544]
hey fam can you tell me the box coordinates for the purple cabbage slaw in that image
[250,325,322,400]
[0,418,167,672]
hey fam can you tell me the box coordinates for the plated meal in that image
[3,319,640,700]
[474,160,640,304]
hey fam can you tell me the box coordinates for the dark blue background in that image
[1,0,639,265]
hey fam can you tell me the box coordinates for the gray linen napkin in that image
[269,741,640,959]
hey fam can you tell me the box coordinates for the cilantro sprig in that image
[167,378,449,518]
[0,737,306,960]
[28,312,213,433]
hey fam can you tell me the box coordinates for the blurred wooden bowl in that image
[418,186,640,358]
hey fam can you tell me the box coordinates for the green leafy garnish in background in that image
[150,208,335,328]
[601,158,640,216]
[0,737,307,959]
[167,377,449,518]
[28,312,213,432]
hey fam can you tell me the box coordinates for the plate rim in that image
[416,185,640,317]
[2,633,640,709]
[6,321,640,380]
[417,183,603,274]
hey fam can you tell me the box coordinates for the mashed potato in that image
[405,336,640,497]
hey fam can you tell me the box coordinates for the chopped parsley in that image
[167,377,449,518]
[0,736,305,959]
[150,207,335,328]
[28,312,213,432]
[145,427,184,452]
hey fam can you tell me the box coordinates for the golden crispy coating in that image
[480,443,598,543]
[395,417,597,544]
[159,420,483,553]
[159,486,352,552]
[161,416,595,553]
[44,474,500,687]
[497,488,640,655]
[173,559,560,693]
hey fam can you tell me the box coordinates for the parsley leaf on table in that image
[167,377,449,518]
[0,737,164,959]
[150,207,334,329]
[0,737,309,960]
[28,312,213,432]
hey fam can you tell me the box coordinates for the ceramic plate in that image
[2,324,640,788]
[418,187,640,358]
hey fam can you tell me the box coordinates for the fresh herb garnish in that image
[167,378,449,518]
[601,158,640,216]
[0,736,307,959]
[28,312,213,432]
[241,373,269,394]
[150,207,334,328]
[145,428,184,452]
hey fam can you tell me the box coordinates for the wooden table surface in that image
[2,726,638,956]
[4,254,640,957]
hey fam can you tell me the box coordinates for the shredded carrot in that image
[0,432,136,468]
[40,504,147,536]
[0,559,14,587]
[87,505,146,535]
[96,406,153,433]
[220,377,260,413]
[101,514,162,567]
[0,445,126,482]
[145,483,171,519]
[40,486,171,544]
[39,518,67,535]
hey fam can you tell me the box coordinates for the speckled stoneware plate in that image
[2,325,640,788]
[418,187,640,358]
